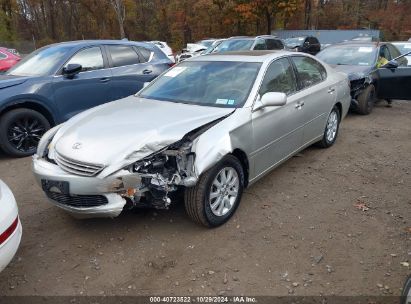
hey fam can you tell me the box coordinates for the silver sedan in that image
[32,51,350,227]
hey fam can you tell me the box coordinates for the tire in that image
[356,84,375,115]
[401,275,411,304]
[317,105,341,148]
[184,155,244,228]
[0,108,50,157]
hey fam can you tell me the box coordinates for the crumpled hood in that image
[0,75,29,89]
[52,97,234,166]
[329,64,373,81]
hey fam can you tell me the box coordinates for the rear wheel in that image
[184,155,244,228]
[357,84,375,115]
[0,108,50,157]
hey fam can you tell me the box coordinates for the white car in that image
[149,41,175,63]
[392,42,411,66]
[0,180,22,272]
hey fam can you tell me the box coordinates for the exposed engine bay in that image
[120,116,229,210]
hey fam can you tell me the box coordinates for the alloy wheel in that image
[326,110,338,143]
[7,116,47,153]
[209,167,239,217]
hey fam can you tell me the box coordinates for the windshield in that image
[393,43,411,55]
[213,39,254,53]
[138,61,261,108]
[203,40,224,55]
[285,37,305,47]
[317,45,377,66]
[6,45,73,76]
[196,40,214,48]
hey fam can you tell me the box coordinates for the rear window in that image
[137,47,153,62]
[108,45,140,67]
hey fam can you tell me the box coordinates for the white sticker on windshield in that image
[164,67,186,77]
[358,47,373,53]
[228,99,235,105]
[216,98,228,105]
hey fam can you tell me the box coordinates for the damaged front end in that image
[348,72,373,108]
[119,116,229,210]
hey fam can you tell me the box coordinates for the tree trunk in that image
[265,8,272,35]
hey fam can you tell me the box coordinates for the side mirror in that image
[254,92,287,111]
[63,64,82,78]
[383,60,399,69]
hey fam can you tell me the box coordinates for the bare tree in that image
[109,0,126,38]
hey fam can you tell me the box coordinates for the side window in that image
[292,56,326,89]
[259,58,297,96]
[65,47,104,72]
[254,39,267,50]
[379,45,391,60]
[108,45,140,67]
[387,44,407,66]
[136,47,152,62]
[0,51,7,59]
[266,39,284,50]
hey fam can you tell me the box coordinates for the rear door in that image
[106,44,158,100]
[53,46,112,120]
[291,56,333,144]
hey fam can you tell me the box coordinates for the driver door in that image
[53,46,112,121]
[251,57,304,178]
[375,45,411,100]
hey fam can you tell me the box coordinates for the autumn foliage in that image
[0,0,410,51]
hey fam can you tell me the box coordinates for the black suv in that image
[285,36,321,55]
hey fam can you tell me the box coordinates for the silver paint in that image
[32,51,351,217]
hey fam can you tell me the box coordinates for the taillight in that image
[0,216,18,245]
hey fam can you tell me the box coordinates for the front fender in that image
[192,108,253,177]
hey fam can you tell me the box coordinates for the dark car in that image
[212,35,284,53]
[0,40,172,157]
[317,41,411,114]
[285,36,321,55]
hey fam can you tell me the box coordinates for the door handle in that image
[100,77,111,83]
[295,101,305,109]
[328,88,335,94]
[142,69,152,74]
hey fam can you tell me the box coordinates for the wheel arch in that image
[0,100,56,126]
[231,148,250,188]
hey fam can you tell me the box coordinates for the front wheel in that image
[357,84,375,115]
[317,105,341,148]
[184,155,244,228]
[0,108,50,157]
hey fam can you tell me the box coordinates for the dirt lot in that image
[0,101,410,297]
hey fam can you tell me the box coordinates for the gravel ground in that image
[0,101,410,296]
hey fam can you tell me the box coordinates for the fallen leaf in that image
[400,262,409,267]
[354,200,369,212]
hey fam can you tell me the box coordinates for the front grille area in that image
[55,152,104,177]
[46,191,108,208]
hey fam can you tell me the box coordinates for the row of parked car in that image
[0,35,411,272]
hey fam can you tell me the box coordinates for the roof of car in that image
[328,41,388,48]
[45,40,153,48]
[187,50,294,63]
[227,35,280,41]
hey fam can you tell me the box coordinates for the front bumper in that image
[32,156,141,218]
[0,219,22,273]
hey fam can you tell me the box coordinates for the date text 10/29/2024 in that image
[149,296,257,303]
